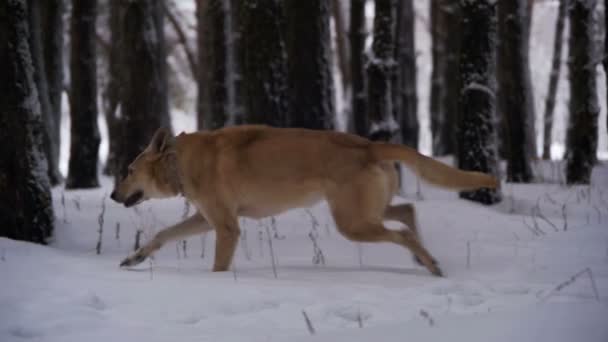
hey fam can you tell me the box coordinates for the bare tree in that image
[565,0,599,184]
[238,0,288,126]
[67,0,100,189]
[394,0,418,148]
[367,0,397,141]
[497,0,536,182]
[0,0,54,243]
[542,0,567,160]
[457,0,502,205]
[115,0,171,181]
[349,0,368,136]
[333,0,351,93]
[430,0,445,155]
[286,0,335,129]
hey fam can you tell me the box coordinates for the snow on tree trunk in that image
[497,0,536,183]
[333,0,351,94]
[28,0,62,185]
[457,0,502,205]
[394,0,418,148]
[102,0,122,176]
[565,0,600,185]
[542,0,567,160]
[349,0,368,136]
[198,0,234,130]
[286,0,335,129]
[238,0,288,126]
[438,1,460,156]
[0,0,54,243]
[367,0,398,141]
[115,0,171,181]
[67,0,100,189]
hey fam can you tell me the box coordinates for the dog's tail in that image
[371,143,499,191]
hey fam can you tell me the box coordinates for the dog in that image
[111,125,499,276]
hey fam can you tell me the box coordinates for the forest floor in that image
[2,160,608,342]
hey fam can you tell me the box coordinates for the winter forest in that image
[2,0,608,341]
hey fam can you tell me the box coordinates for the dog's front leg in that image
[201,206,240,272]
[120,213,212,267]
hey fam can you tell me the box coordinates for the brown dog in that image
[111,125,498,276]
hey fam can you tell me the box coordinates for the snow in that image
[3,162,608,342]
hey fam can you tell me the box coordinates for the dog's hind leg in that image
[120,213,212,267]
[384,203,435,266]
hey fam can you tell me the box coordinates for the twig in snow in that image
[305,210,320,236]
[522,216,540,237]
[149,259,154,280]
[240,229,252,260]
[181,199,190,221]
[309,232,326,265]
[61,191,68,223]
[258,229,264,258]
[357,243,363,268]
[134,229,143,251]
[466,241,471,269]
[593,205,602,224]
[419,309,434,326]
[302,310,316,335]
[357,308,363,328]
[539,268,600,302]
[115,222,121,240]
[535,208,558,232]
[73,197,81,211]
[232,261,238,282]
[271,216,285,240]
[415,176,424,200]
[182,240,188,258]
[200,232,207,259]
[96,196,106,255]
[265,225,278,278]
[561,203,568,231]
[1,248,5,262]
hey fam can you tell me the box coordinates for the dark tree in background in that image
[430,0,445,155]
[196,0,210,129]
[41,0,64,183]
[565,0,599,184]
[457,0,501,205]
[542,0,567,160]
[238,0,288,126]
[198,0,234,130]
[437,1,460,156]
[286,0,334,129]
[67,0,100,189]
[28,0,62,185]
[497,0,536,182]
[0,0,54,243]
[102,0,122,176]
[350,0,368,136]
[367,0,397,141]
[115,0,171,180]
[605,0,608,133]
[394,0,418,148]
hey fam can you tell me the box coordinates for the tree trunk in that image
[367,0,397,141]
[349,0,368,136]
[196,0,210,130]
[41,0,64,182]
[395,0,418,148]
[0,0,54,243]
[198,0,235,130]
[333,0,351,93]
[497,0,536,182]
[457,0,502,205]
[102,0,122,176]
[542,0,566,160]
[67,0,100,189]
[286,0,334,129]
[115,0,171,181]
[565,0,599,185]
[430,0,445,155]
[438,1,460,156]
[238,0,288,126]
[28,0,62,185]
[605,0,607,134]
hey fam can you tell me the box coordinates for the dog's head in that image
[110,128,179,207]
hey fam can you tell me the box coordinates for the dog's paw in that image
[119,252,147,268]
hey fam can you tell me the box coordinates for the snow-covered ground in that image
[2,162,608,342]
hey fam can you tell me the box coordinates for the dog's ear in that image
[149,127,173,153]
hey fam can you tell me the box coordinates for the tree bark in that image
[196,0,210,130]
[542,0,566,160]
[605,0,608,134]
[457,0,502,205]
[333,0,351,93]
[198,0,233,130]
[367,0,397,141]
[67,0,100,189]
[41,0,64,182]
[438,1,460,156]
[394,0,418,148]
[497,0,536,182]
[565,0,599,184]
[28,0,62,185]
[0,0,54,243]
[430,0,445,155]
[238,0,288,126]
[115,0,171,181]
[349,0,368,136]
[286,0,335,129]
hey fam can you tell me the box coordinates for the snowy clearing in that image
[2,161,608,342]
